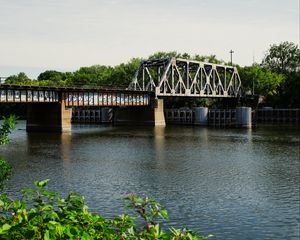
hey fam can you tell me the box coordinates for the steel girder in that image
[0,84,151,107]
[128,58,242,98]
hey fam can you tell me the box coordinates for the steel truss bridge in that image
[128,58,242,98]
[0,85,152,107]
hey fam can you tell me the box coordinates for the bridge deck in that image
[0,84,152,107]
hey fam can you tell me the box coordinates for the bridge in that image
[0,58,243,132]
[129,58,241,97]
[0,85,151,107]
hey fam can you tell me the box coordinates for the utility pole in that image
[229,50,234,65]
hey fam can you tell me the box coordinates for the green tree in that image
[5,73,35,85]
[71,65,114,87]
[239,64,285,96]
[106,58,141,87]
[262,41,300,74]
[194,54,225,64]
[262,42,300,107]
[37,70,73,87]
[148,51,179,60]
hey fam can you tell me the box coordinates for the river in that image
[0,121,299,239]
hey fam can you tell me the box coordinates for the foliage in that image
[5,73,36,86]
[262,41,300,74]
[37,71,73,87]
[0,160,11,192]
[0,115,16,191]
[147,52,225,64]
[238,64,285,96]
[262,41,300,107]
[71,65,114,87]
[0,115,16,145]
[0,180,209,240]
[105,59,140,87]
[280,71,300,107]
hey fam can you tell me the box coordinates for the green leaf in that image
[44,230,50,240]
[160,209,169,220]
[2,224,11,231]
[128,226,135,235]
[34,179,50,189]
[81,232,91,240]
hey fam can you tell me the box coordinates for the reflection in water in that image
[61,132,72,181]
[1,122,299,240]
[154,126,165,161]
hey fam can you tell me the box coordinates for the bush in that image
[0,180,209,240]
[0,115,16,191]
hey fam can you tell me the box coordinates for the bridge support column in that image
[236,107,252,128]
[26,101,72,132]
[194,107,208,126]
[114,99,166,126]
[154,99,166,126]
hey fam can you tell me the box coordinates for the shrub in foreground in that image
[0,180,210,239]
[0,115,16,191]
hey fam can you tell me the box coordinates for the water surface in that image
[1,122,299,239]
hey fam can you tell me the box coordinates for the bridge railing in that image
[64,92,151,107]
[0,88,59,103]
[0,84,153,107]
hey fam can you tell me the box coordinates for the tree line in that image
[4,41,300,107]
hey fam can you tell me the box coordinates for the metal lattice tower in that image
[128,58,242,98]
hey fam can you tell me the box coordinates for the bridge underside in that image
[25,99,165,132]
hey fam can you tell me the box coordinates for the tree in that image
[37,70,73,86]
[148,51,179,60]
[239,64,285,97]
[106,58,141,87]
[5,72,35,85]
[262,42,300,107]
[194,54,225,64]
[71,65,114,87]
[262,41,300,74]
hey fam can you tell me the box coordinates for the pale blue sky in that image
[0,0,299,78]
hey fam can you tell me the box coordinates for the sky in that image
[0,0,299,79]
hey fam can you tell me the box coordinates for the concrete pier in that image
[114,99,166,126]
[26,101,72,132]
[194,107,208,126]
[154,99,166,126]
[236,107,252,128]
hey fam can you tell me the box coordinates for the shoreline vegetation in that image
[0,179,210,239]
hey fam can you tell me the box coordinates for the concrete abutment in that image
[113,99,166,126]
[26,101,72,132]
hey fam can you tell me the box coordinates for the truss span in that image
[128,58,242,98]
